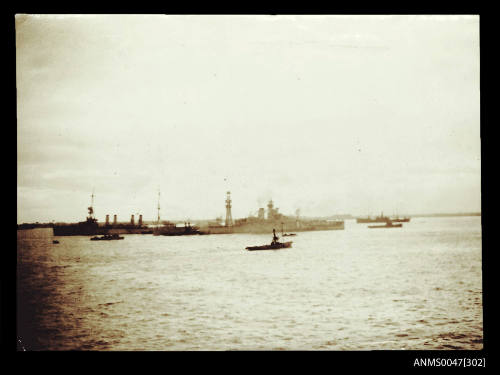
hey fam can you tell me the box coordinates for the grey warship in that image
[200,193,344,234]
[52,193,104,236]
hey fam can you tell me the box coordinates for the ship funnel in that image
[105,215,110,226]
[138,214,143,227]
[113,215,117,225]
[131,214,135,225]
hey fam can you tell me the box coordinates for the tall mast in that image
[225,191,233,227]
[157,188,161,225]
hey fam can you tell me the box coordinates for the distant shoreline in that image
[406,213,481,218]
[17,212,481,229]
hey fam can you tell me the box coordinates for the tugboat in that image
[368,220,402,229]
[90,234,124,241]
[245,229,293,251]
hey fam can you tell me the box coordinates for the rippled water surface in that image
[17,216,482,350]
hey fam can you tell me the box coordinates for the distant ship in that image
[356,212,410,224]
[391,217,410,223]
[356,212,391,224]
[153,222,205,236]
[368,220,403,229]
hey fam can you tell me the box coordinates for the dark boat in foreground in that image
[368,221,402,229]
[246,229,293,251]
[90,234,124,241]
[52,240,59,244]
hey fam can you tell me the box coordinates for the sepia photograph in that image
[16,14,482,353]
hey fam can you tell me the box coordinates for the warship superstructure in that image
[52,192,104,236]
[200,193,344,234]
[53,193,152,236]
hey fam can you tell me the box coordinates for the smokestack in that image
[105,215,110,225]
[113,215,117,225]
[131,214,135,225]
[139,214,143,227]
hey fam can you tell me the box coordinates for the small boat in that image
[246,229,293,251]
[391,217,410,223]
[90,234,124,241]
[281,223,297,236]
[368,220,402,229]
[52,240,59,244]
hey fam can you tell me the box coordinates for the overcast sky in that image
[16,15,480,223]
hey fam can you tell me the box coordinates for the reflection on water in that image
[17,216,482,350]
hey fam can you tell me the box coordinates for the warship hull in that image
[53,222,105,236]
[202,219,344,234]
[153,225,204,236]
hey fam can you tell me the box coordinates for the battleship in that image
[199,193,344,234]
[53,193,153,236]
[54,191,344,236]
[52,193,103,236]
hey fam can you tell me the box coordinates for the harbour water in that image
[17,216,482,350]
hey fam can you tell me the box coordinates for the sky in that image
[16,15,481,223]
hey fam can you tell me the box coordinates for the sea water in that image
[17,216,482,350]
